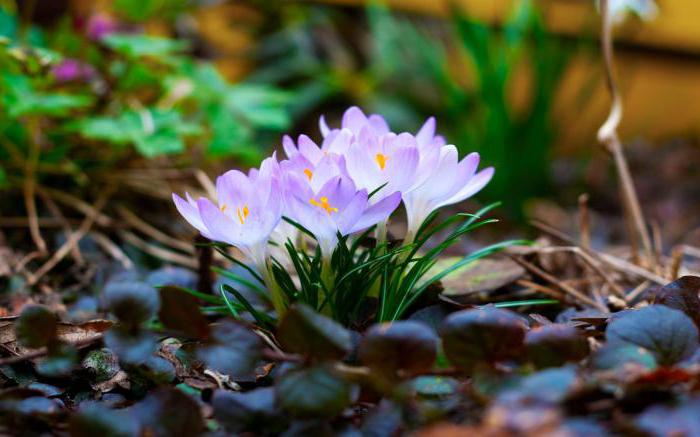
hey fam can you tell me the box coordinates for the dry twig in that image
[597,0,653,268]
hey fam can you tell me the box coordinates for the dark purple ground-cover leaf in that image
[133,387,205,437]
[653,276,700,330]
[591,344,657,370]
[0,388,63,432]
[636,396,700,436]
[277,304,351,361]
[157,286,210,339]
[104,327,158,365]
[69,401,138,437]
[606,305,699,366]
[16,305,58,348]
[196,319,262,379]
[36,341,78,377]
[213,387,286,434]
[146,267,197,290]
[359,320,438,376]
[525,324,589,368]
[104,281,159,328]
[439,307,527,370]
[276,363,353,418]
[496,365,579,405]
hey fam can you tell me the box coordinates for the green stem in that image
[258,260,286,318]
[319,257,335,316]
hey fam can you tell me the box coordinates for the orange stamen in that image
[304,168,313,181]
[236,205,250,224]
[375,153,389,170]
[309,196,339,215]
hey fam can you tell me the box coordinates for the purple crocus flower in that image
[402,146,494,241]
[172,156,282,269]
[284,174,401,257]
[319,106,390,139]
[344,131,420,203]
[281,143,349,192]
[51,59,95,83]
[86,13,119,41]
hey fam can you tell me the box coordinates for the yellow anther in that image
[236,205,250,224]
[220,204,227,213]
[375,153,389,170]
[303,168,313,181]
[309,196,338,215]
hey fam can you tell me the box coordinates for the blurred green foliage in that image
[254,0,575,219]
[0,3,293,195]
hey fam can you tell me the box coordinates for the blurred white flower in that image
[600,0,659,24]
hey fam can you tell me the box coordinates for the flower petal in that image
[216,170,251,211]
[172,193,212,238]
[368,114,390,135]
[345,144,383,192]
[297,134,323,165]
[197,198,244,246]
[282,135,297,159]
[341,106,368,132]
[385,145,419,192]
[349,190,401,234]
[415,117,436,147]
[336,189,369,236]
[319,115,331,137]
[439,166,494,208]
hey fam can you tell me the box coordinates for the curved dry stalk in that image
[597,0,654,268]
[27,193,110,285]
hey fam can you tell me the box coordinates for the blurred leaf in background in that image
[252,0,578,220]
[0,0,299,209]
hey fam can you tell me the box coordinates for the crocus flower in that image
[402,146,494,241]
[344,131,419,203]
[281,143,349,193]
[172,156,282,270]
[51,59,95,83]
[320,106,389,139]
[86,13,119,41]
[284,174,401,257]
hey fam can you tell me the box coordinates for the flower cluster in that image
[173,107,493,314]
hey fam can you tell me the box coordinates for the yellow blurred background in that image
[321,0,700,152]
